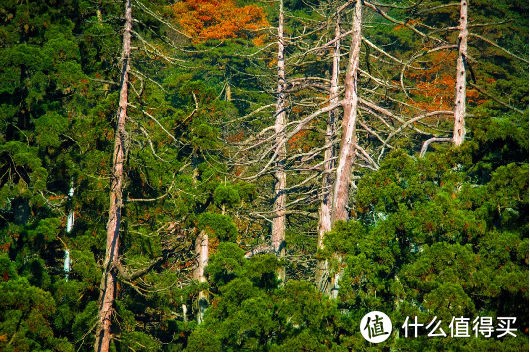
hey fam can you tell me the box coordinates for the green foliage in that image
[70,250,101,285]
[186,328,222,352]
[188,245,346,351]
[213,184,240,208]
[0,0,527,351]
[0,275,72,351]
[205,242,246,287]
[320,128,528,351]
[72,301,99,351]
[198,212,238,241]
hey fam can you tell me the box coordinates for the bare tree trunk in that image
[316,10,340,294]
[95,0,132,351]
[226,81,232,102]
[194,230,208,324]
[452,0,468,146]
[272,0,287,285]
[328,0,362,300]
[332,0,362,225]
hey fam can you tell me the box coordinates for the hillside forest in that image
[0,0,528,351]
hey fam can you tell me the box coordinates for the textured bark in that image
[328,0,362,300]
[332,0,362,225]
[95,0,132,351]
[194,230,208,324]
[272,0,286,284]
[316,10,340,294]
[453,0,468,146]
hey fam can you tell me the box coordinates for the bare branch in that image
[469,33,529,64]
[114,257,164,282]
[240,100,342,180]
[378,110,453,161]
[420,137,452,157]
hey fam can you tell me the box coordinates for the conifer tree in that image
[0,0,527,351]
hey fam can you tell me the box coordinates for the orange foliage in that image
[394,19,419,31]
[234,165,245,177]
[208,236,220,255]
[167,0,269,44]
[407,51,487,113]
[288,130,310,151]
[227,131,244,143]
[0,243,10,253]
[291,106,304,114]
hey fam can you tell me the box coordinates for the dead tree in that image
[316,4,343,295]
[323,0,362,300]
[194,230,208,324]
[332,0,362,225]
[272,0,287,284]
[95,0,132,351]
[452,0,468,146]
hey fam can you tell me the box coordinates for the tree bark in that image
[332,0,362,225]
[316,9,341,294]
[420,137,452,157]
[328,0,362,300]
[272,0,287,285]
[452,0,468,146]
[194,230,208,324]
[95,0,132,351]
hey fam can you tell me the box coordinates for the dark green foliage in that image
[206,242,246,287]
[189,248,343,351]
[0,256,73,351]
[319,121,529,350]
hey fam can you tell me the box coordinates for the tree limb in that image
[420,137,452,157]
[114,257,164,282]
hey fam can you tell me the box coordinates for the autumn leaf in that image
[167,0,269,43]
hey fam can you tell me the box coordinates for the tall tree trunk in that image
[452,0,468,146]
[194,230,208,324]
[329,0,362,299]
[316,10,340,294]
[272,0,287,285]
[332,0,362,225]
[95,0,132,351]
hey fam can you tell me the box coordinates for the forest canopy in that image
[0,0,528,352]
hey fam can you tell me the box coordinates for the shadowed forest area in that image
[0,0,528,351]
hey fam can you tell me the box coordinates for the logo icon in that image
[360,311,392,343]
